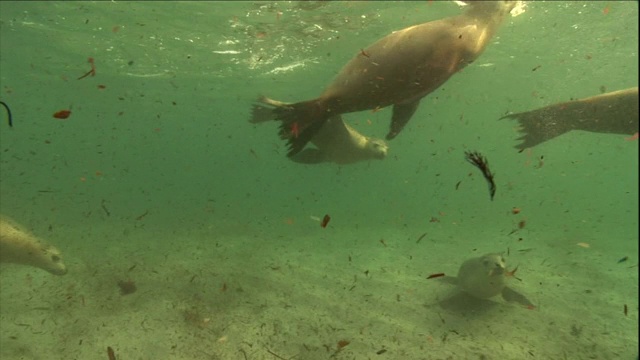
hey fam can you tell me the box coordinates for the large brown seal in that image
[254,1,517,156]
[252,97,388,164]
[0,216,67,275]
[501,87,639,149]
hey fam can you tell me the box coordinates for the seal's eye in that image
[51,255,61,262]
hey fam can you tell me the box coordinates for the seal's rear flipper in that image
[501,109,569,150]
[502,87,639,150]
[387,100,420,140]
[279,117,327,157]
[501,286,534,308]
[251,104,276,123]
[250,96,292,123]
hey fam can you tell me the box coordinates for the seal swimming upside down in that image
[255,1,517,157]
[252,96,388,165]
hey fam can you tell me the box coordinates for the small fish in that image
[617,256,628,264]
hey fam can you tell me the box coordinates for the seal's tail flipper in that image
[250,103,275,124]
[502,87,639,150]
[501,109,571,150]
[250,96,282,123]
[279,117,326,157]
[274,101,328,157]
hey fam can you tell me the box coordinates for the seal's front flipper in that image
[501,286,534,308]
[290,148,326,164]
[387,100,420,140]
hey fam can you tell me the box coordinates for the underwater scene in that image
[0,1,638,359]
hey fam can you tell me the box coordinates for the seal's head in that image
[480,253,507,277]
[39,244,68,275]
[367,138,389,160]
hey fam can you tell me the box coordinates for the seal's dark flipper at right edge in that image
[501,87,639,150]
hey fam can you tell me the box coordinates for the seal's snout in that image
[49,265,68,276]
[373,140,389,159]
[46,249,68,275]
[489,264,505,277]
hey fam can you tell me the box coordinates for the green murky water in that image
[1,2,637,359]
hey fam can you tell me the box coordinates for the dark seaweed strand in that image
[464,151,496,200]
[0,101,12,127]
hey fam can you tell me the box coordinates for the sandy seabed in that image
[0,219,637,360]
